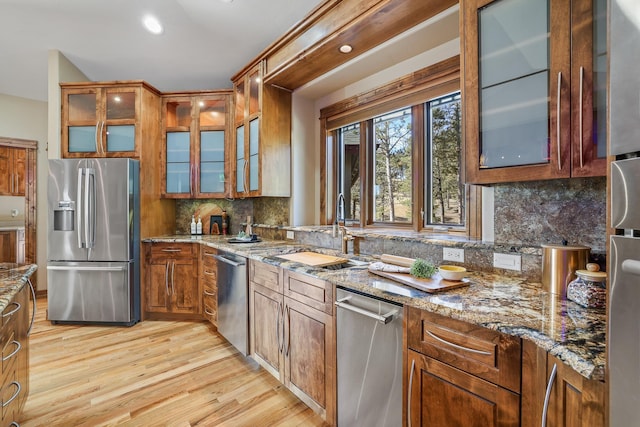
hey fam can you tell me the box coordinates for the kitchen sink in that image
[320,259,370,270]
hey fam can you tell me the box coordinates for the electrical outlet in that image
[493,253,521,271]
[286,230,295,240]
[10,209,18,217]
[443,247,464,262]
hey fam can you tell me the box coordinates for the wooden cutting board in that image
[276,251,348,267]
[369,269,470,293]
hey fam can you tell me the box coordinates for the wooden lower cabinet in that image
[144,243,201,317]
[200,246,218,326]
[1,284,29,425]
[249,261,336,425]
[407,350,520,426]
[406,306,521,427]
[521,340,605,427]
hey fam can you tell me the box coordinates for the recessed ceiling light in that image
[339,44,353,54]
[143,15,163,35]
[220,0,234,3]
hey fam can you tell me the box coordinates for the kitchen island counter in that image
[145,235,606,381]
[0,263,37,311]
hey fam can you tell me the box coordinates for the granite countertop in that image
[144,235,606,381]
[0,263,37,312]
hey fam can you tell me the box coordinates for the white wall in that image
[0,93,48,287]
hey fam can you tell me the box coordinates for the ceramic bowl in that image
[439,265,466,281]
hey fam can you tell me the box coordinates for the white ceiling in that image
[0,0,321,101]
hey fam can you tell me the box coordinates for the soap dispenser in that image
[196,217,202,235]
[190,215,197,235]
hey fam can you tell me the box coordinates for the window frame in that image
[320,56,481,237]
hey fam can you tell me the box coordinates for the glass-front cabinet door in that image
[197,95,228,197]
[464,0,605,184]
[162,93,231,198]
[464,0,571,184]
[62,85,140,157]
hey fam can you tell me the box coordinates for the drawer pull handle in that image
[2,381,21,408]
[161,248,182,252]
[203,252,217,258]
[408,358,416,427]
[2,302,21,318]
[204,271,216,277]
[204,309,216,317]
[425,330,492,356]
[542,363,558,427]
[204,290,216,297]
[2,340,21,362]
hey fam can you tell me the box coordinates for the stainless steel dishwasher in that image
[335,287,403,427]
[214,251,248,356]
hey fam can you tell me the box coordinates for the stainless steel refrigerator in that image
[609,1,640,425]
[47,158,140,325]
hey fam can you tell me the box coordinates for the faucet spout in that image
[336,192,346,224]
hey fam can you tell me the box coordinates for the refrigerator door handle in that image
[83,168,94,248]
[87,168,96,248]
[622,259,640,276]
[77,167,85,248]
[47,265,126,272]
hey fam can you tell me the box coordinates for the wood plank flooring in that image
[20,297,329,427]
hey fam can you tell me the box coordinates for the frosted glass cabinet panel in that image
[68,127,98,153]
[249,118,259,191]
[166,132,191,194]
[236,125,245,193]
[200,131,225,194]
[478,0,550,169]
[105,125,135,152]
[479,0,548,88]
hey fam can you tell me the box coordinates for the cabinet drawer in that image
[201,265,217,286]
[149,243,195,258]
[283,270,333,314]
[407,306,521,393]
[203,293,217,326]
[1,330,19,376]
[1,300,21,328]
[201,246,218,269]
[249,261,282,293]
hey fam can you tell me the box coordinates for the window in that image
[427,93,463,226]
[321,56,477,234]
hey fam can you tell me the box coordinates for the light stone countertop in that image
[144,235,606,381]
[0,263,36,312]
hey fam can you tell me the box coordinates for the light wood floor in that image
[20,297,329,427]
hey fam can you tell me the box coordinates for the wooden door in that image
[170,258,200,314]
[284,296,334,419]
[407,350,520,427]
[546,355,605,427]
[146,259,171,313]
[249,283,283,380]
[0,231,16,263]
[12,148,25,195]
[0,147,10,195]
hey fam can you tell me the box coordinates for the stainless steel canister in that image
[541,244,590,297]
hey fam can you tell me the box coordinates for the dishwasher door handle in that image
[213,254,246,267]
[335,296,398,324]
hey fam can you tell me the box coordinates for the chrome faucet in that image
[336,192,346,224]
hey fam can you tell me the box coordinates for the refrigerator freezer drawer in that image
[609,236,640,426]
[611,158,640,230]
[47,261,137,324]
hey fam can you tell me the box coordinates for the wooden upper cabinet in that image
[61,81,161,158]
[462,0,607,184]
[0,146,25,196]
[233,61,291,198]
[161,91,232,199]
